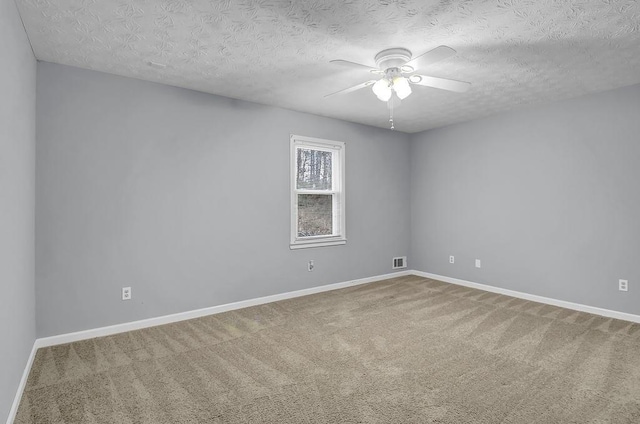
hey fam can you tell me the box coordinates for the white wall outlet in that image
[308,260,314,272]
[449,256,455,264]
[619,279,628,292]
[475,259,481,268]
[122,287,132,300]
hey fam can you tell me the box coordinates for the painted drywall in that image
[35,62,411,337]
[0,0,36,421]
[410,84,640,315]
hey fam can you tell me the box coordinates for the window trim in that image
[290,134,346,250]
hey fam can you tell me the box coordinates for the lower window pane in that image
[298,194,333,237]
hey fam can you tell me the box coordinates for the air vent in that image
[392,256,407,269]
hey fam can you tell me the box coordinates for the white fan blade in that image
[330,59,379,72]
[324,80,376,98]
[405,45,456,71]
[410,75,470,93]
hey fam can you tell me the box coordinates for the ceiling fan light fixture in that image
[393,77,412,100]
[372,78,392,101]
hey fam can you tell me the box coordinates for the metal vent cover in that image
[392,256,407,269]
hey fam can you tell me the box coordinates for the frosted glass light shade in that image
[372,79,392,101]
[393,77,412,100]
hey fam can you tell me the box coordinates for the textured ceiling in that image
[15,0,640,133]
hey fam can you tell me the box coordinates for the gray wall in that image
[36,62,411,337]
[34,50,640,342]
[0,0,36,421]
[410,84,640,315]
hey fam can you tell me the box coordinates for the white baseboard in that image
[414,271,640,324]
[35,270,412,349]
[5,342,38,424]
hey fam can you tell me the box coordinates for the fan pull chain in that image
[389,100,395,130]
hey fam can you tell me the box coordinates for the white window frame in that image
[290,134,346,249]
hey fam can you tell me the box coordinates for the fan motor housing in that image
[375,48,412,70]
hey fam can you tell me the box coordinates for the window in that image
[290,134,346,249]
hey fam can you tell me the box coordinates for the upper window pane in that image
[296,148,332,190]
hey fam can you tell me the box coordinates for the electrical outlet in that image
[475,259,481,268]
[449,256,455,264]
[122,287,132,300]
[308,260,314,272]
[619,279,628,292]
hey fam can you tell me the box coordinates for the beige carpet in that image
[15,275,640,423]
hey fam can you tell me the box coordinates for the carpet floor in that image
[15,275,640,423]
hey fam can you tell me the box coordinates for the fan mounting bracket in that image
[375,48,412,70]
[383,67,403,79]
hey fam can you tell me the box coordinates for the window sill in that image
[290,239,346,250]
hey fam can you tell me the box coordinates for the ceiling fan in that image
[325,46,470,129]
